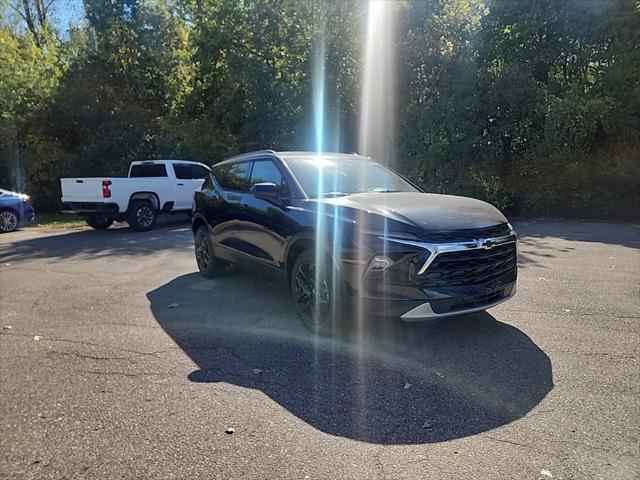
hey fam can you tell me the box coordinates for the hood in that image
[319,192,507,231]
[0,188,28,199]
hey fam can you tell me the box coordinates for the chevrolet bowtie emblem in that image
[481,239,496,249]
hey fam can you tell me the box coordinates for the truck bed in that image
[60,177,174,214]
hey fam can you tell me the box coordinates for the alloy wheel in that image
[0,211,18,233]
[136,206,154,228]
[294,260,331,326]
[195,232,211,272]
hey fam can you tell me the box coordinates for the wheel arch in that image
[191,211,209,235]
[285,236,315,286]
[127,192,160,212]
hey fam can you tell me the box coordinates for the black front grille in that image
[419,242,517,287]
[418,223,511,243]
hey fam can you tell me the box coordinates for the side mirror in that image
[251,182,280,202]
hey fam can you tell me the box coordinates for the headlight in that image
[365,255,393,275]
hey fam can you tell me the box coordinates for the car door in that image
[172,163,197,210]
[237,159,296,269]
[209,161,253,261]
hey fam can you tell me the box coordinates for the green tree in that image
[0,12,63,194]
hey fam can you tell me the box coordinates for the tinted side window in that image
[219,162,251,192]
[250,160,285,188]
[191,165,210,179]
[173,164,193,179]
[130,164,168,178]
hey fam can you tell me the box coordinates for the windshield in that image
[284,157,419,198]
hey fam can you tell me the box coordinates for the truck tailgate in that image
[60,178,108,202]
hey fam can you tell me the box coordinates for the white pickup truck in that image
[61,160,211,231]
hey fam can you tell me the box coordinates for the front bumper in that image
[341,227,518,322]
[400,283,516,321]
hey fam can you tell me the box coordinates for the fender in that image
[191,210,210,234]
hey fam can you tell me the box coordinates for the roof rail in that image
[223,149,277,162]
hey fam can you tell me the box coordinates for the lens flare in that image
[313,22,326,156]
[359,0,396,163]
[354,0,397,438]
[312,18,327,343]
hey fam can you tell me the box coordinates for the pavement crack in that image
[483,435,568,461]
[72,368,161,378]
[373,449,387,480]
[48,350,129,361]
[526,427,636,456]
[0,331,177,358]
[484,435,531,449]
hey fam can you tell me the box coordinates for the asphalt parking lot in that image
[0,219,638,479]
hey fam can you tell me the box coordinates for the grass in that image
[30,213,87,229]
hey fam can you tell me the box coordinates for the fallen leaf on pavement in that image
[422,420,433,429]
[33,335,43,341]
[252,368,262,375]
[540,470,553,478]
[404,382,412,389]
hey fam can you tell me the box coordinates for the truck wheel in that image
[0,209,19,233]
[85,215,113,230]
[128,200,157,232]
[194,225,223,278]
[291,249,343,336]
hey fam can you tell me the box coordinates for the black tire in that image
[85,215,114,230]
[0,209,19,233]
[194,225,223,278]
[127,200,157,232]
[290,249,343,335]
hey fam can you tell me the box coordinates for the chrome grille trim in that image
[380,231,517,276]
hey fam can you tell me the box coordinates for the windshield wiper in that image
[367,188,401,193]
[319,191,350,198]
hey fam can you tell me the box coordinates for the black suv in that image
[192,150,517,333]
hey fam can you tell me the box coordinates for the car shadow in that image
[0,218,192,263]
[146,270,553,445]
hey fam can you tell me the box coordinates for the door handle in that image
[177,183,184,186]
